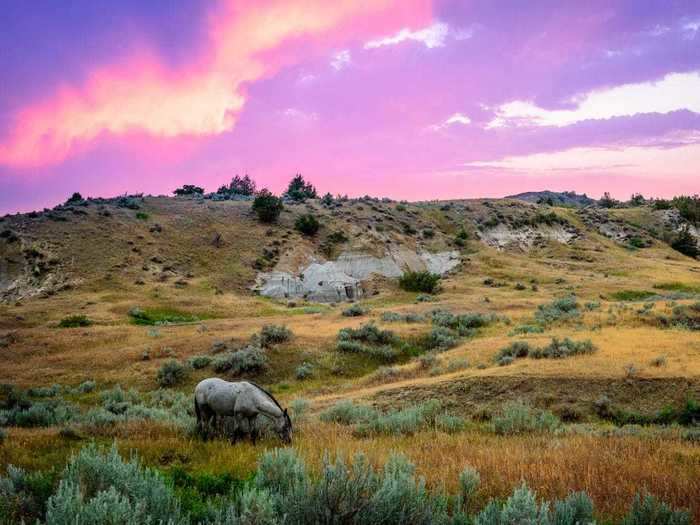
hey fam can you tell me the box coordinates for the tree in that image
[628,193,645,207]
[65,192,84,205]
[284,174,317,202]
[598,192,618,208]
[252,189,283,223]
[320,192,334,206]
[173,184,204,196]
[671,226,699,258]
[218,174,256,196]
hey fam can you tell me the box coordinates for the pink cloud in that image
[0,0,432,168]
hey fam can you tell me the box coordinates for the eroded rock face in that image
[255,249,460,302]
[478,223,578,250]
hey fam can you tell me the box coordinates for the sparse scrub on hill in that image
[187,356,211,369]
[431,310,498,336]
[399,271,441,294]
[252,189,283,223]
[496,338,596,365]
[294,213,320,236]
[421,326,459,351]
[58,314,92,328]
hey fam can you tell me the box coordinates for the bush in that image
[530,337,596,359]
[173,184,204,196]
[156,360,189,388]
[492,401,561,435]
[399,271,441,294]
[252,189,283,223]
[319,400,378,425]
[431,310,497,336]
[77,380,96,393]
[259,324,292,347]
[0,465,55,524]
[58,315,92,328]
[284,174,317,202]
[217,174,256,196]
[338,323,398,346]
[342,304,366,317]
[622,493,691,525]
[45,444,184,525]
[294,214,320,236]
[534,295,580,325]
[295,362,314,380]
[435,414,466,433]
[187,356,211,369]
[354,400,442,437]
[422,326,459,351]
[213,345,268,375]
[495,341,532,365]
[381,312,425,323]
[671,226,699,258]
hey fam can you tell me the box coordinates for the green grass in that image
[610,290,657,301]
[58,315,93,328]
[653,282,700,294]
[128,307,202,325]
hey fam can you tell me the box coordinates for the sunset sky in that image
[2,0,699,214]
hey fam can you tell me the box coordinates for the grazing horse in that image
[194,378,292,444]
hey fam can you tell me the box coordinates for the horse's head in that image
[275,408,293,444]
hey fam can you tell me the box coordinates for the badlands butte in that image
[0,182,699,522]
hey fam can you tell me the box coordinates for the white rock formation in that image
[256,250,460,302]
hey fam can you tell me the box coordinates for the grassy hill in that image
[1,193,699,522]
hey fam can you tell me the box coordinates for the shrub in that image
[295,362,314,380]
[492,401,561,435]
[671,226,699,258]
[58,315,92,328]
[422,326,459,351]
[399,271,441,293]
[342,304,366,317]
[650,355,667,367]
[534,295,580,325]
[436,414,466,433]
[354,400,442,437]
[495,341,533,365]
[530,337,596,359]
[45,444,183,525]
[294,214,320,236]
[622,493,691,525]
[381,311,425,323]
[217,174,256,196]
[321,192,334,206]
[422,228,434,238]
[135,211,149,220]
[338,323,397,346]
[319,400,378,425]
[156,360,189,388]
[173,184,204,196]
[417,352,439,370]
[259,324,292,347]
[431,310,497,335]
[252,189,283,223]
[284,174,317,202]
[671,195,700,223]
[187,356,211,369]
[213,345,268,375]
[289,398,310,422]
[0,465,55,524]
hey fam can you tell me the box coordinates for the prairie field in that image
[1,196,699,523]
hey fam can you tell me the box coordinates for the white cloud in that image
[282,108,319,122]
[683,20,700,39]
[365,22,450,50]
[463,143,700,179]
[486,72,700,129]
[297,73,317,85]
[330,50,351,70]
[428,112,472,131]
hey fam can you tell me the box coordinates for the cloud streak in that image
[0,0,431,168]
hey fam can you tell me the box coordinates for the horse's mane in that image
[246,381,290,425]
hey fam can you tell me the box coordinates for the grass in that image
[653,282,700,294]
[128,307,202,325]
[611,290,657,301]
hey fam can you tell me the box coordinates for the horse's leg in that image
[248,416,258,445]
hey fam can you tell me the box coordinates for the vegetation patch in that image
[496,337,596,365]
[128,307,201,325]
[653,282,700,294]
[381,311,425,323]
[58,315,93,328]
[399,271,441,293]
[611,290,657,301]
[534,295,580,325]
[492,401,561,435]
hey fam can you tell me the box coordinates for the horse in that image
[194,378,292,444]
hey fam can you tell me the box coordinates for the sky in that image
[1,0,699,214]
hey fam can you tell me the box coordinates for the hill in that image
[505,190,596,207]
[1,191,699,522]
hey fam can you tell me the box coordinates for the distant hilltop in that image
[505,190,596,207]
